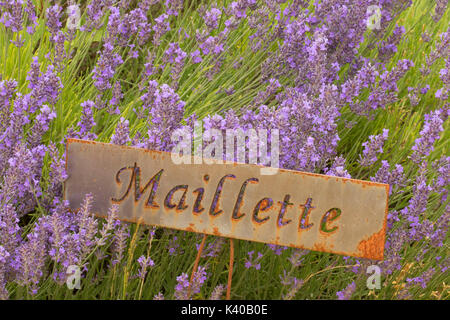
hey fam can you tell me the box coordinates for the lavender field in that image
[0,0,448,300]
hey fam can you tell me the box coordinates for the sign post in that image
[65,139,389,298]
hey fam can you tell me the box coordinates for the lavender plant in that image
[0,0,448,300]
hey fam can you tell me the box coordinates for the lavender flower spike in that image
[336,281,356,300]
[111,117,131,146]
[410,109,444,164]
[359,129,389,167]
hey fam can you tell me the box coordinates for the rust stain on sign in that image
[64,139,389,260]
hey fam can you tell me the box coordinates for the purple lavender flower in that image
[72,100,97,140]
[378,25,405,62]
[382,227,408,275]
[0,245,10,299]
[167,234,184,256]
[105,6,121,42]
[97,205,119,246]
[108,81,123,114]
[197,237,225,258]
[288,249,309,267]
[223,86,235,96]
[410,109,444,164]
[110,8,151,46]
[0,102,28,166]
[432,156,450,203]
[138,80,159,119]
[267,244,288,256]
[432,0,448,22]
[400,164,433,241]
[45,4,62,37]
[111,222,130,267]
[0,79,17,109]
[66,3,81,34]
[1,143,46,215]
[421,28,449,76]
[203,7,222,30]
[336,281,356,300]
[373,161,391,184]
[1,0,23,33]
[111,117,131,146]
[145,83,185,152]
[0,203,21,256]
[199,36,225,56]
[422,32,432,43]
[82,0,106,32]
[357,60,414,116]
[137,255,155,279]
[406,268,436,289]
[429,204,449,247]
[420,85,430,95]
[244,251,263,270]
[165,0,184,16]
[229,0,250,19]
[280,272,304,300]
[139,0,160,12]
[13,220,49,294]
[371,160,405,195]
[209,284,225,300]
[359,129,389,167]
[153,292,164,300]
[247,6,271,52]
[45,202,81,274]
[190,265,208,298]
[152,14,171,47]
[141,52,155,85]
[435,58,449,101]
[29,64,63,109]
[26,57,40,91]
[408,84,430,107]
[254,78,281,105]
[0,80,20,149]
[275,86,340,172]
[92,42,123,93]
[174,272,190,299]
[325,156,352,178]
[76,194,98,262]
[190,50,202,64]
[28,105,57,148]
[342,62,377,113]
[163,42,187,87]
[52,31,67,73]
[46,144,68,203]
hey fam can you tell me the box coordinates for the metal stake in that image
[227,239,235,300]
[188,234,207,298]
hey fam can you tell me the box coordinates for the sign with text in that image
[65,139,389,260]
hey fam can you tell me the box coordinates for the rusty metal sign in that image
[64,139,389,260]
